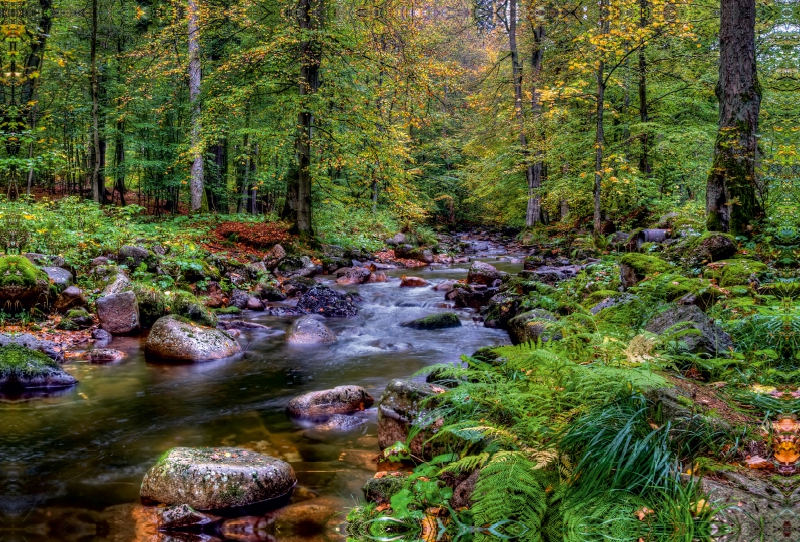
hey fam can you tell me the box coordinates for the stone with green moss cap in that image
[144,315,241,362]
[140,447,296,510]
[619,253,672,289]
[0,344,77,389]
[400,312,461,330]
[702,259,767,288]
[0,255,51,310]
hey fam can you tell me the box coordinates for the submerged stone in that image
[400,312,461,330]
[140,447,296,510]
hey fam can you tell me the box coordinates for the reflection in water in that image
[0,260,513,540]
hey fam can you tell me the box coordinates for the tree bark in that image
[526,23,545,226]
[294,0,321,236]
[90,0,101,203]
[188,0,204,212]
[638,0,651,176]
[706,0,762,236]
[593,0,609,232]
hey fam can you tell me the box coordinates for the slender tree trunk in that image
[115,120,125,205]
[188,0,204,212]
[593,0,609,232]
[638,0,651,176]
[90,0,101,203]
[526,23,545,226]
[294,0,321,236]
[706,0,762,236]
[506,0,536,228]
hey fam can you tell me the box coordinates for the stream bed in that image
[0,258,522,541]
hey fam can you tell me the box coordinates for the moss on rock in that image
[702,259,767,288]
[0,255,51,310]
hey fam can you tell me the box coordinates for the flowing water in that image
[0,256,522,541]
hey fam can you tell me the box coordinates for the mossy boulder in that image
[377,379,445,458]
[584,289,620,306]
[144,315,241,362]
[619,253,672,289]
[0,256,51,310]
[507,309,559,345]
[58,308,93,330]
[680,232,737,267]
[702,259,768,288]
[362,475,406,504]
[173,292,218,327]
[140,447,296,510]
[400,312,461,330]
[0,344,77,389]
[42,267,73,292]
[645,304,733,356]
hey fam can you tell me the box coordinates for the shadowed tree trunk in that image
[293,0,321,236]
[525,22,545,226]
[188,0,204,212]
[593,0,609,233]
[706,0,762,235]
[90,0,101,203]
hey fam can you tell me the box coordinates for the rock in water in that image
[0,256,51,311]
[145,315,241,362]
[0,344,77,389]
[140,447,296,510]
[400,312,461,330]
[467,261,502,285]
[285,315,337,344]
[399,276,429,287]
[287,385,374,417]
[296,286,357,317]
[96,291,140,334]
[87,349,125,363]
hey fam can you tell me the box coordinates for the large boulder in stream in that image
[297,286,358,317]
[285,315,337,344]
[645,304,733,356]
[145,315,241,362]
[140,447,296,510]
[0,344,76,389]
[400,312,461,330]
[0,256,51,310]
[467,261,502,286]
[287,385,374,418]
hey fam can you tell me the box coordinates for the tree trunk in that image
[294,0,321,236]
[526,23,545,226]
[593,0,609,232]
[706,0,762,236]
[188,0,204,212]
[506,0,537,228]
[90,0,101,203]
[638,0,651,176]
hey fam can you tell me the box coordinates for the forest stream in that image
[1,252,521,541]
